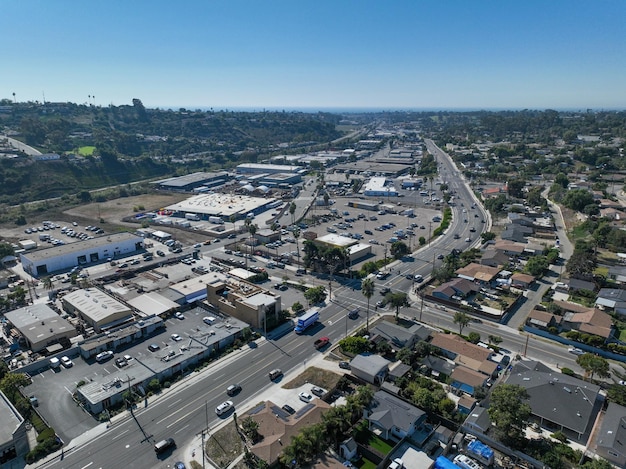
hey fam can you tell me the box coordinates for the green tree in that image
[481,231,496,242]
[0,242,15,259]
[386,292,409,323]
[488,384,531,448]
[241,416,260,443]
[554,172,569,189]
[576,353,610,381]
[361,278,375,332]
[507,178,526,198]
[338,336,370,354]
[562,189,595,212]
[524,255,549,277]
[304,285,327,305]
[390,241,409,259]
[453,311,471,335]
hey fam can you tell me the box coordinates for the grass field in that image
[368,434,394,454]
[77,146,96,156]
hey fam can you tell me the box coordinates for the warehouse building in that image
[154,171,231,192]
[20,232,144,277]
[62,288,134,332]
[363,177,398,197]
[236,163,302,175]
[4,303,77,353]
[165,193,279,220]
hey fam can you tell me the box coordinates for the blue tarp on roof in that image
[467,439,494,463]
[434,456,460,469]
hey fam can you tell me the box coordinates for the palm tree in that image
[293,227,302,271]
[289,202,297,225]
[42,276,54,291]
[229,214,237,236]
[361,278,374,332]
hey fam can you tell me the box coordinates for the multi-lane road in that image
[38,140,578,468]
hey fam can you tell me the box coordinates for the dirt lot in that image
[0,193,211,245]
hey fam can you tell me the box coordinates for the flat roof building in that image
[236,163,301,175]
[0,390,28,465]
[205,272,281,328]
[62,288,134,332]
[154,171,230,192]
[20,232,144,277]
[165,193,278,220]
[4,303,76,353]
[363,177,398,197]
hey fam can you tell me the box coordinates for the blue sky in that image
[2,0,625,110]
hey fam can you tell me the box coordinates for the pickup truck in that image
[314,337,330,349]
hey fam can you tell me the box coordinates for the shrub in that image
[561,367,575,376]
[36,427,56,443]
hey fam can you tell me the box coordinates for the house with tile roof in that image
[455,263,501,286]
[432,278,478,301]
[247,399,331,466]
[510,272,535,289]
[430,333,492,363]
[450,366,489,396]
[562,308,614,340]
[505,360,601,440]
[526,310,563,330]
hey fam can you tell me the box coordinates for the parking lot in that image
[25,306,222,443]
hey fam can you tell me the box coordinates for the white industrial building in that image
[62,288,134,332]
[313,234,372,263]
[20,232,144,277]
[4,303,77,353]
[165,193,279,220]
[236,163,301,175]
[363,177,398,197]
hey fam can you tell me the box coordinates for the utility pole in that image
[419,292,424,322]
[428,221,432,246]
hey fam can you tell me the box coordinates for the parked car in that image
[95,351,114,363]
[282,404,296,415]
[174,312,185,320]
[115,357,128,367]
[339,361,351,370]
[171,334,182,341]
[311,386,325,397]
[148,343,160,352]
[299,392,313,403]
[60,356,73,368]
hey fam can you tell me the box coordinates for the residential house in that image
[350,354,391,385]
[364,390,427,442]
[501,225,533,243]
[481,186,507,199]
[370,321,430,350]
[596,288,626,316]
[505,360,601,440]
[247,399,331,466]
[480,249,510,268]
[456,263,501,286]
[608,266,626,285]
[430,333,492,364]
[567,278,596,293]
[450,366,488,396]
[510,272,535,289]
[457,395,478,415]
[526,310,563,331]
[420,355,455,379]
[562,308,614,340]
[432,278,479,301]
[462,406,492,435]
[508,213,535,227]
[600,208,622,220]
[493,240,526,258]
[594,402,626,468]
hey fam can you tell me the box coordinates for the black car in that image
[226,384,242,396]
[348,309,359,319]
[339,361,351,370]
[380,287,391,295]
[282,404,296,415]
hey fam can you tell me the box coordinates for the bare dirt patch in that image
[64,193,188,227]
[205,421,245,469]
[281,366,343,390]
